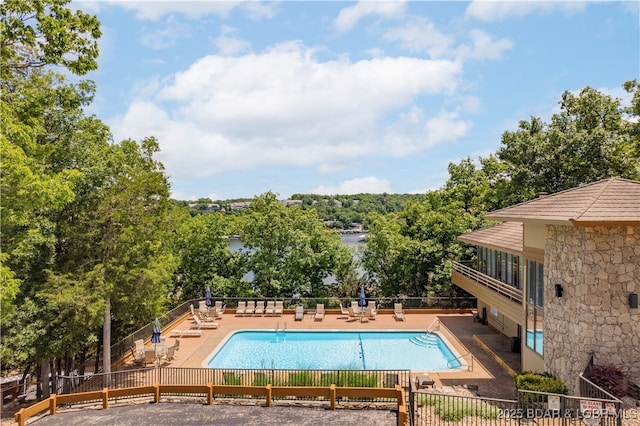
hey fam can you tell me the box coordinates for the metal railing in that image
[453,261,523,303]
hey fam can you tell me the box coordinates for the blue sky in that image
[77,1,639,201]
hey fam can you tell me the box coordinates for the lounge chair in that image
[254,301,265,316]
[193,315,219,329]
[394,303,406,321]
[198,300,209,316]
[264,301,275,316]
[314,304,325,321]
[274,301,284,316]
[170,329,202,337]
[134,339,145,356]
[244,300,255,316]
[235,301,246,316]
[339,305,349,318]
[214,301,226,317]
[367,302,378,319]
[294,305,304,321]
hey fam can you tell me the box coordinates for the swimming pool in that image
[205,330,463,371]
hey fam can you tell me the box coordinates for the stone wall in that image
[544,225,640,394]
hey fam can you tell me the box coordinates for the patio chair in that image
[134,339,145,358]
[193,315,219,329]
[143,349,157,367]
[294,305,304,321]
[244,300,255,316]
[254,301,265,316]
[274,301,284,316]
[366,303,377,320]
[415,374,435,389]
[347,306,360,321]
[130,347,144,365]
[164,345,176,362]
[173,338,180,351]
[235,301,246,316]
[394,303,406,321]
[264,301,275,316]
[368,301,378,314]
[314,304,325,321]
[198,300,209,316]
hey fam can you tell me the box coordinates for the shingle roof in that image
[485,177,640,225]
[458,221,523,253]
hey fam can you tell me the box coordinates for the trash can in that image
[510,336,521,353]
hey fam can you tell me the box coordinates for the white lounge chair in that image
[294,305,304,321]
[170,329,202,337]
[347,307,360,321]
[367,301,378,319]
[339,305,349,318]
[394,303,406,321]
[265,301,275,316]
[214,301,226,317]
[314,304,325,321]
[254,301,265,316]
[235,301,246,316]
[244,300,255,316]
[193,315,219,329]
[274,301,284,316]
[198,300,209,316]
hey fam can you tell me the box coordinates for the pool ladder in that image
[275,321,287,343]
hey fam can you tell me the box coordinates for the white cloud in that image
[109,42,470,183]
[456,29,513,60]
[383,17,453,58]
[139,17,192,49]
[213,26,251,55]
[333,0,406,33]
[465,0,587,22]
[106,1,242,21]
[313,177,392,195]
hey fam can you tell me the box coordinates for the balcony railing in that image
[453,261,523,304]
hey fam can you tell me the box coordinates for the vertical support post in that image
[49,394,57,415]
[396,385,407,426]
[102,388,109,409]
[206,383,213,405]
[15,408,25,426]
[153,383,160,403]
[330,384,336,410]
[265,384,272,407]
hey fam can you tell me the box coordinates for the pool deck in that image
[128,309,520,400]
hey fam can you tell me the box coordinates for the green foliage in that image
[420,394,500,421]
[241,192,353,298]
[515,371,568,395]
[287,371,315,386]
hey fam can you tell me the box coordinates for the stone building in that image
[451,177,640,392]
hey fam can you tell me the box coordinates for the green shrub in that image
[420,394,500,422]
[287,371,315,386]
[515,371,568,402]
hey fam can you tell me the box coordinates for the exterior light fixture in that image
[554,284,563,298]
[630,293,638,309]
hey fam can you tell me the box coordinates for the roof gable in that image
[485,178,640,225]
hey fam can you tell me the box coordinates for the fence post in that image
[206,383,213,405]
[102,387,109,409]
[396,385,407,426]
[49,394,57,415]
[153,383,160,403]
[330,384,336,410]
[14,408,25,426]
[265,384,272,408]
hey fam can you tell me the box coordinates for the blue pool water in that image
[206,331,462,371]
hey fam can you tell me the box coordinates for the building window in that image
[526,260,544,355]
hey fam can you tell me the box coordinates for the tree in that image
[173,212,248,300]
[241,192,352,298]
[497,84,640,198]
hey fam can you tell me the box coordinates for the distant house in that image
[281,199,303,207]
[229,201,251,210]
[452,177,640,392]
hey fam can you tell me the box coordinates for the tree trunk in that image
[40,359,50,398]
[102,295,111,387]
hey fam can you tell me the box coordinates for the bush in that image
[420,394,500,422]
[515,371,568,400]
[587,364,627,397]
